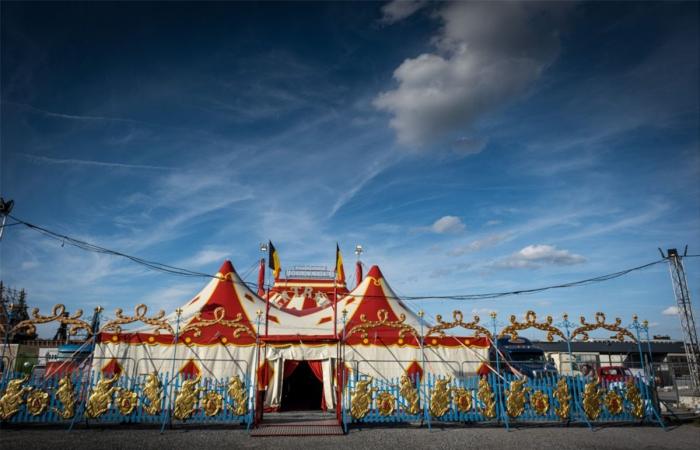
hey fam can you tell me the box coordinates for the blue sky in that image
[1,1,698,338]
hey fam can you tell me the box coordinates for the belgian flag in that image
[268,241,281,279]
[335,243,345,284]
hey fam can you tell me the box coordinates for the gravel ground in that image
[2,423,699,450]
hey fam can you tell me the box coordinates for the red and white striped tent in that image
[93,260,489,411]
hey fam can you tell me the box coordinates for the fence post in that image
[631,316,665,428]
[418,310,430,431]
[490,313,509,431]
[160,308,182,434]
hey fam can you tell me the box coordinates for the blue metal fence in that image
[0,370,253,428]
[343,372,658,428]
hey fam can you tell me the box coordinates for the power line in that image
[4,214,673,302]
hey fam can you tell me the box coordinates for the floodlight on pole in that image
[260,243,268,253]
[355,244,363,258]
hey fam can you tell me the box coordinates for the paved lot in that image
[2,423,699,450]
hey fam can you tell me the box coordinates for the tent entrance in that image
[280,360,323,411]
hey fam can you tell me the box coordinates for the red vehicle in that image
[597,366,634,386]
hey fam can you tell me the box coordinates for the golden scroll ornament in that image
[347,309,418,340]
[452,388,472,413]
[174,375,203,420]
[429,376,452,418]
[101,304,173,335]
[11,304,92,337]
[141,372,163,415]
[376,391,396,416]
[506,377,530,418]
[553,378,571,420]
[115,388,138,415]
[350,377,375,420]
[181,307,254,338]
[399,375,420,415]
[499,311,565,342]
[426,310,492,340]
[202,391,223,417]
[571,312,635,342]
[582,377,603,420]
[0,376,31,420]
[604,390,624,415]
[227,376,248,416]
[85,375,119,419]
[53,376,76,419]
[625,379,644,419]
[26,389,50,416]
[477,377,497,419]
[530,390,549,416]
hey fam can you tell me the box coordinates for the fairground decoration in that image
[506,378,530,418]
[11,304,94,337]
[552,378,571,420]
[141,372,163,415]
[376,392,396,416]
[605,390,624,415]
[399,375,420,415]
[429,377,452,418]
[425,310,492,340]
[174,375,203,420]
[101,304,173,335]
[26,389,50,416]
[350,378,375,420]
[582,378,604,420]
[346,309,418,340]
[530,390,549,416]
[625,379,644,419]
[115,388,138,415]
[452,387,472,413]
[85,375,119,419]
[498,310,566,342]
[477,377,497,419]
[54,376,76,419]
[0,376,31,420]
[570,312,636,342]
[180,306,253,338]
[202,391,224,417]
[227,376,248,415]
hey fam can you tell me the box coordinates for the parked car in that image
[478,337,558,379]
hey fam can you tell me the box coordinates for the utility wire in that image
[4,214,677,302]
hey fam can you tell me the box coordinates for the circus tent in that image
[92,260,490,411]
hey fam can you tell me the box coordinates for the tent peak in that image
[366,265,384,280]
[216,260,235,276]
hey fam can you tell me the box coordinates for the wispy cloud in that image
[449,232,510,256]
[4,101,151,125]
[21,154,172,171]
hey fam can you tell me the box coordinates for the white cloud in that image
[374,2,568,148]
[380,0,429,24]
[431,215,465,234]
[662,306,679,316]
[493,244,586,269]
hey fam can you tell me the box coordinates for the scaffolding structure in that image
[666,248,700,392]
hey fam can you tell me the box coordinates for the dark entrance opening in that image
[280,361,323,411]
